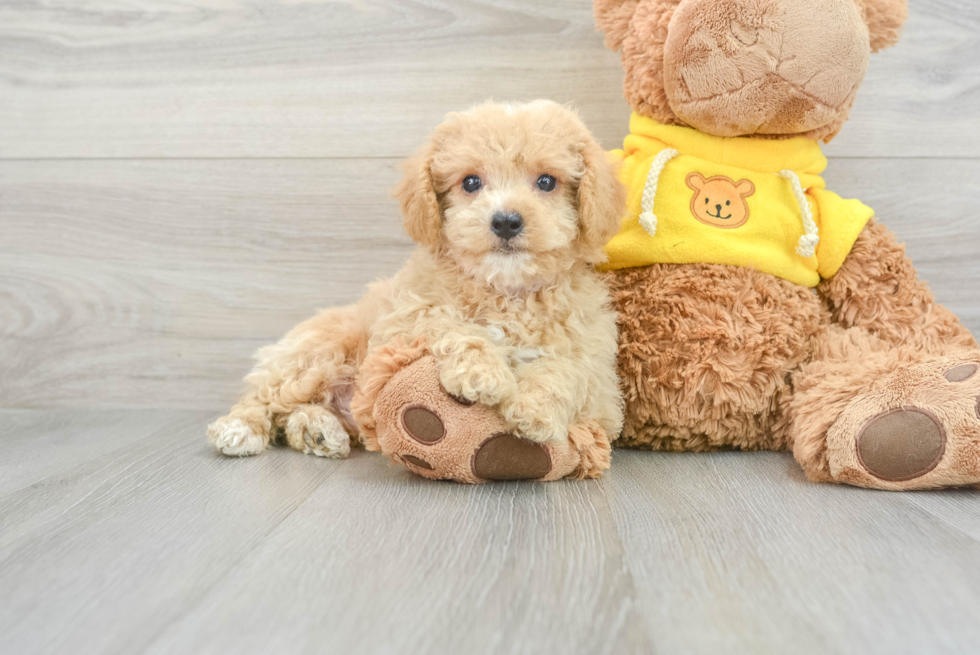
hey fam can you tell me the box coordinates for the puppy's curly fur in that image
[208,101,626,458]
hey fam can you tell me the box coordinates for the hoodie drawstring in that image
[637,148,679,238]
[780,169,820,258]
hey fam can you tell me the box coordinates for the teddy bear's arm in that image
[818,219,977,354]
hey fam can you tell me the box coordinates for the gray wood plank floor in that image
[1,410,978,655]
[2,0,979,653]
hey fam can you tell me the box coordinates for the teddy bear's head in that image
[594,0,907,141]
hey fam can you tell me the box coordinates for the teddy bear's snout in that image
[662,0,871,137]
[729,19,758,47]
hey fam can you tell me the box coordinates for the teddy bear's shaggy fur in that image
[595,0,980,490]
[208,101,626,482]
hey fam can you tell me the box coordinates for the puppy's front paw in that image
[503,389,570,443]
[439,349,517,407]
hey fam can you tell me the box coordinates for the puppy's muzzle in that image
[491,211,524,241]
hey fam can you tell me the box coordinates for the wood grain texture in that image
[1,410,978,655]
[0,410,336,655]
[0,0,631,158]
[603,450,980,655]
[0,409,651,655]
[0,159,412,408]
[0,409,206,496]
[2,157,978,409]
[0,0,977,159]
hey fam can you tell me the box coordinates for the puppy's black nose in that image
[491,211,524,241]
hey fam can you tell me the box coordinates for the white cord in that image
[780,169,819,258]
[638,149,680,238]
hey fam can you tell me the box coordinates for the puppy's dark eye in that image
[705,198,710,204]
[726,200,731,206]
[462,175,482,193]
[536,174,557,192]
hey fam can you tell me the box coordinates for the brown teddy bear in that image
[594,0,980,489]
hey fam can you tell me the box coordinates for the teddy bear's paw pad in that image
[401,406,446,444]
[857,408,947,482]
[945,363,979,383]
[825,355,980,490]
[471,433,552,481]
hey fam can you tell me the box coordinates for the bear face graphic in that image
[685,173,755,229]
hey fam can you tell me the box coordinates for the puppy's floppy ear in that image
[577,136,627,264]
[593,0,642,51]
[393,142,442,249]
[856,0,908,52]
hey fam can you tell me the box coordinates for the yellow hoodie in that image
[600,114,875,288]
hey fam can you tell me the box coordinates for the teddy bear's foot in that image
[824,357,980,490]
[357,352,609,483]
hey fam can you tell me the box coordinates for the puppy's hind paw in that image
[285,406,351,459]
[208,417,267,457]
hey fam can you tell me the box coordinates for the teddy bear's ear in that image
[856,0,908,52]
[686,172,705,191]
[593,0,642,51]
[393,141,442,250]
[736,179,756,198]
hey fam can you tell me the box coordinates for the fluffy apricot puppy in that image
[208,101,626,482]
